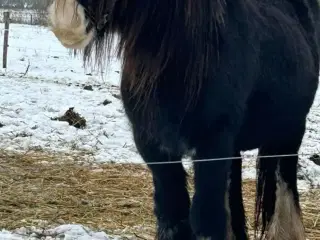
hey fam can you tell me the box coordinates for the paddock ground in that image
[0,150,319,239]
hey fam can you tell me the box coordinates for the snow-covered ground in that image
[0,24,140,164]
[0,23,319,239]
[0,224,124,240]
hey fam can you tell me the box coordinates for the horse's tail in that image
[254,153,305,240]
[254,157,278,239]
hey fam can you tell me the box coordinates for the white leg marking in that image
[266,168,305,240]
[47,0,94,49]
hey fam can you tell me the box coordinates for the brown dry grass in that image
[0,150,319,239]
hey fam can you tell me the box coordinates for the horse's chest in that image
[121,88,191,153]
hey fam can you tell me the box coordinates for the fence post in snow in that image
[3,11,10,69]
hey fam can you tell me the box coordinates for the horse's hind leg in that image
[133,132,192,240]
[255,125,306,240]
[229,157,248,239]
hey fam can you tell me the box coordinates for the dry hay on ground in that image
[0,151,319,239]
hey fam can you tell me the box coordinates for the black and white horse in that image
[47,0,320,239]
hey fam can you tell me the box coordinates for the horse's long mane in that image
[81,0,228,108]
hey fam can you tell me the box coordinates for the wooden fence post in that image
[3,12,10,69]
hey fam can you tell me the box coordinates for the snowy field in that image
[0,23,319,239]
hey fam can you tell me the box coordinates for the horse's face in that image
[47,0,114,49]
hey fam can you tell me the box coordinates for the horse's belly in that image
[236,119,265,151]
[235,106,275,151]
[235,104,310,151]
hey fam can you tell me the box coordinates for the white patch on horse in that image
[47,0,94,49]
[266,167,305,240]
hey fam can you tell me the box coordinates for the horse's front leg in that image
[190,129,236,240]
[133,131,193,240]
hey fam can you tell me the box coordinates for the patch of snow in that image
[0,24,140,164]
[0,76,142,163]
[0,224,124,240]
